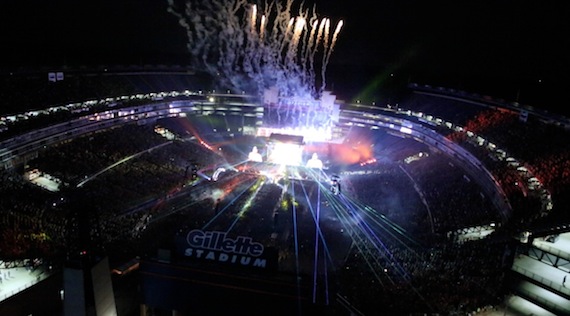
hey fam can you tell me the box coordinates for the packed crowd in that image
[0,121,226,263]
[1,72,568,314]
[0,168,67,260]
[403,152,502,233]
[402,93,570,228]
[336,151,510,314]
[338,237,509,315]
[0,115,548,315]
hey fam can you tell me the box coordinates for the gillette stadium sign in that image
[182,229,268,269]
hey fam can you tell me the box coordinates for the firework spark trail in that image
[304,19,319,87]
[321,19,343,94]
[167,0,343,100]
[250,4,257,32]
[318,18,330,93]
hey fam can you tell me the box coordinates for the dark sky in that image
[2,0,568,113]
[314,1,569,110]
[1,1,187,67]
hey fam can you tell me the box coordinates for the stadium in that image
[2,1,570,315]
[0,66,569,316]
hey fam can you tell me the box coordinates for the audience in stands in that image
[1,76,569,314]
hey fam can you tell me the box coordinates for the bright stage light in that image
[267,143,304,166]
[265,133,304,166]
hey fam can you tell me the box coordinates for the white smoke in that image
[167,0,343,100]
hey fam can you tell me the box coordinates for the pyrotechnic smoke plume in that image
[167,0,343,99]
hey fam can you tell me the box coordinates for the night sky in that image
[2,0,568,115]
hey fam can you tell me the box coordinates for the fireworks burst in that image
[167,0,343,99]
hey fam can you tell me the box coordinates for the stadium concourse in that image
[1,68,570,315]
